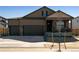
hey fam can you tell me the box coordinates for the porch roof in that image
[47,10,74,20]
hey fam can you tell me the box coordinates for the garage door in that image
[23,25,44,35]
[9,26,20,35]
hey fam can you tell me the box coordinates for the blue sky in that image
[0,6,79,18]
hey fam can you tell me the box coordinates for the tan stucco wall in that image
[20,19,46,25]
[8,20,19,25]
[8,19,46,25]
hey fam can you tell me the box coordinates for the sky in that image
[0,6,79,18]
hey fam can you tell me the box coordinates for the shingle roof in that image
[23,6,55,18]
[47,10,73,20]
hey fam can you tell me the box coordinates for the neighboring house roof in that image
[47,10,74,20]
[0,16,6,23]
[0,16,7,28]
[72,16,79,20]
[76,16,79,18]
[23,6,56,18]
[0,16,6,19]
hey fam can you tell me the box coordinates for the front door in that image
[47,20,52,32]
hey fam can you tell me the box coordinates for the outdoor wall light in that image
[69,20,71,23]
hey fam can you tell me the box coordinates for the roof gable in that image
[48,10,73,18]
[23,6,55,18]
[47,10,73,20]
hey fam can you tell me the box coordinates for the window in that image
[42,11,44,16]
[41,11,48,16]
[46,11,48,16]
[43,14,46,16]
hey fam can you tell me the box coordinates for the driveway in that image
[0,36,79,52]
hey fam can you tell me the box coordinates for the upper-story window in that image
[42,11,44,16]
[46,11,48,16]
[42,11,48,16]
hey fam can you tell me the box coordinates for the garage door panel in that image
[9,26,20,35]
[23,25,44,35]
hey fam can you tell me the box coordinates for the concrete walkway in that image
[0,36,53,47]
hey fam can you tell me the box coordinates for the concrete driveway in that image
[0,36,79,52]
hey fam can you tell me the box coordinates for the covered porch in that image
[44,10,74,42]
[46,10,73,32]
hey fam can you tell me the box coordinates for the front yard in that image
[0,36,79,51]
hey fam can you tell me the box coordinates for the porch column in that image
[52,20,56,32]
[67,20,69,28]
[70,20,72,31]
[64,20,69,28]
[19,26,23,36]
[68,20,72,29]
[52,21,54,32]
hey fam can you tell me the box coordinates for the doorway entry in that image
[47,20,52,32]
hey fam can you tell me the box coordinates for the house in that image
[0,16,8,36]
[72,16,79,35]
[7,6,74,36]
